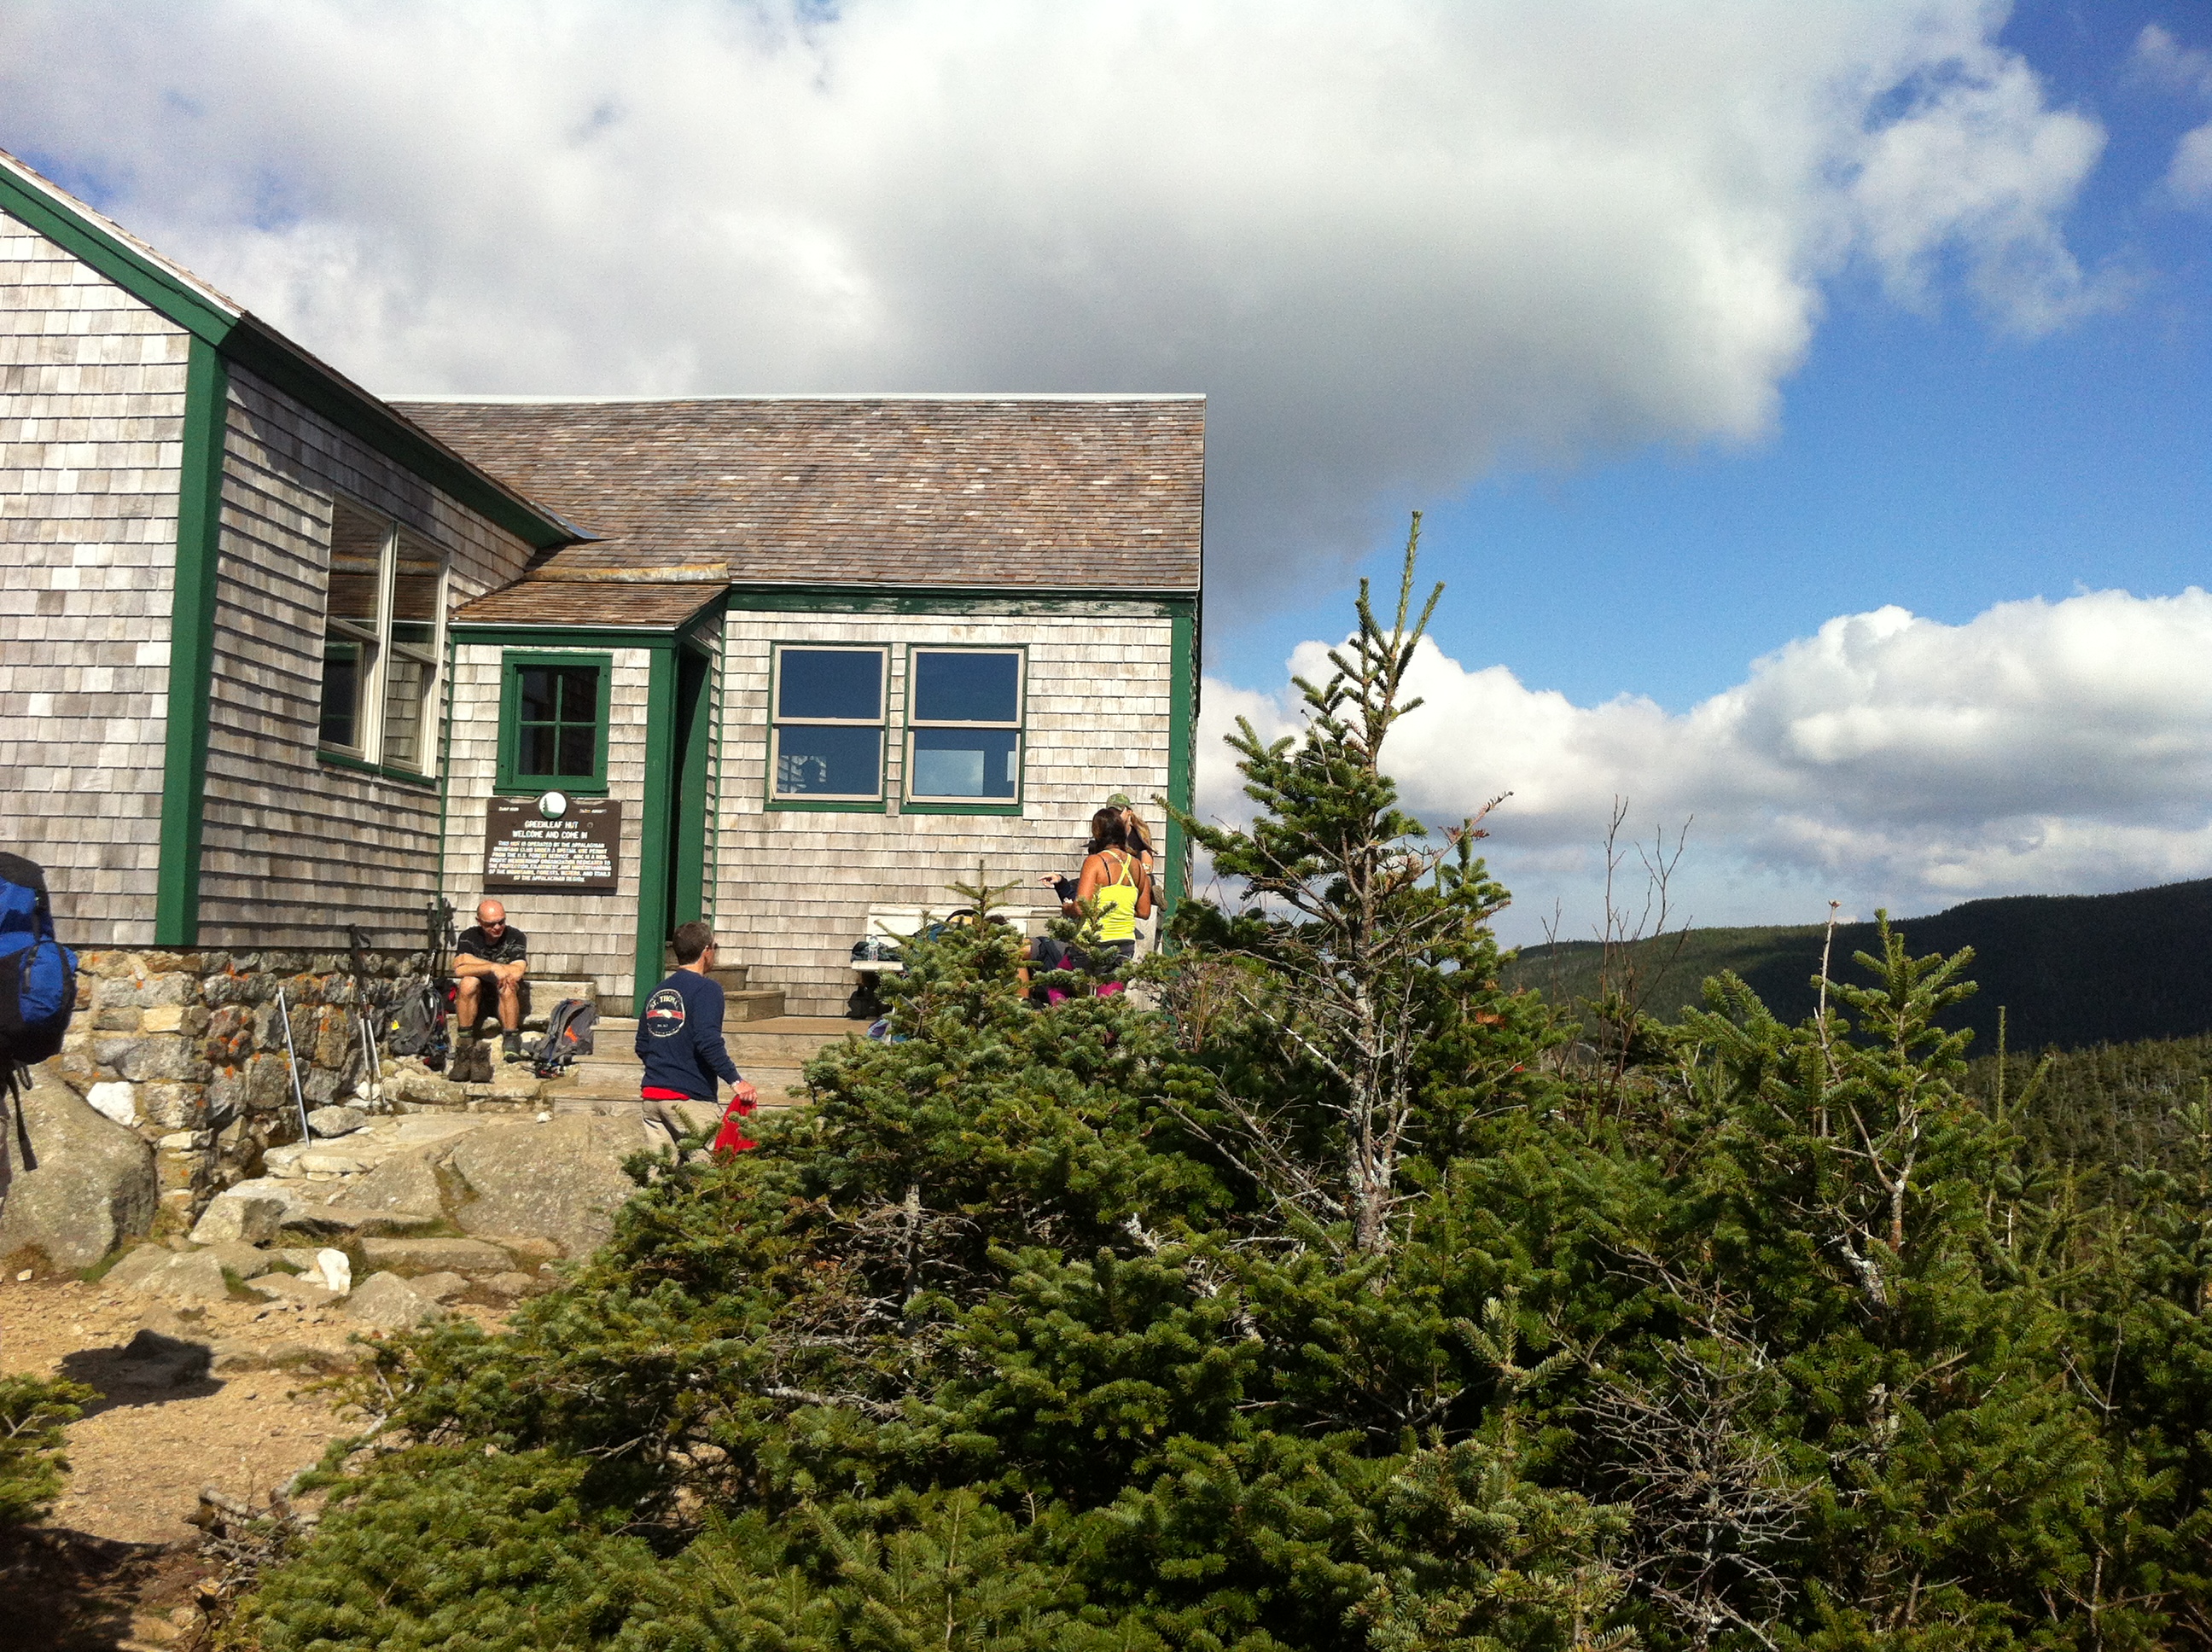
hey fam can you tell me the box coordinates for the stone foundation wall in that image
[53,948,429,1219]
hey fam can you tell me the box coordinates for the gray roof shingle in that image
[452,581,725,629]
[394,396,1204,596]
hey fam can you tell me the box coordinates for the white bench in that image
[852,903,1154,979]
[852,904,1057,977]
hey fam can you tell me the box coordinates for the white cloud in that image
[0,1,2107,596]
[1848,52,2111,333]
[2129,23,2212,210]
[2130,24,2212,98]
[1199,588,2212,937]
[2168,122,2212,208]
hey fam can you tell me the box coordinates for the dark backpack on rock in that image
[534,998,597,1077]
[0,852,76,1067]
[385,981,445,1060]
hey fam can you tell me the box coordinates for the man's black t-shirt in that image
[455,924,527,966]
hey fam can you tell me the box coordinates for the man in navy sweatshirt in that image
[636,921,757,1146]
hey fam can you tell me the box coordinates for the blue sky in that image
[8,1,2212,936]
[1219,2,2212,712]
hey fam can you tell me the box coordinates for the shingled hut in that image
[1,146,1200,1209]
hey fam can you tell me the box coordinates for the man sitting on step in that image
[453,899,530,1063]
[637,921,759,1149]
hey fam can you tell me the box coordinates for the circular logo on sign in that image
[538,790,570,819]
[643,986,688,1038]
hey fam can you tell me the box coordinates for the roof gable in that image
[0,148,580,553]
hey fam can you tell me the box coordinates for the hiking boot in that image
[501,1031,523,1062]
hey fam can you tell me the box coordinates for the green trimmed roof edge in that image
[0,160,579,553]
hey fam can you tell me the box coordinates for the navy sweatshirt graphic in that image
[634,969,743,1099]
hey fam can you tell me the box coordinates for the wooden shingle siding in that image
[440,643,655,1002]
[0,211,189,943]
[194,365,536,947]
[716,604,1175,1015]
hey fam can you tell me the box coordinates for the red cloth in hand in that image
[712,1092,758,1155]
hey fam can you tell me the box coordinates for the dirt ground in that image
[0,1270,506,1649]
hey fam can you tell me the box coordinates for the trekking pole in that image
[276,985,313,1143]
[346,923,383,1102]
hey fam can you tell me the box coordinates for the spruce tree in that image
[1170,513,1519,1257]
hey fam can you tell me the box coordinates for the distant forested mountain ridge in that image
[1507,877,2212,1050]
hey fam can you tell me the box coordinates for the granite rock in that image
[409,1270,470,1303]
[357,1236,514,1276]
[445,1113,649,1259]
[344,1271,447,1330]
[306,1105,369,1137]
[247,1272,341,1309]
[345,1148,446,1217]
[189,1192,290,1247]
[0,1065,160,1271]
[122,1249,231,1305]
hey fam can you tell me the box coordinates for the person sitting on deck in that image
[453,899,529,1063]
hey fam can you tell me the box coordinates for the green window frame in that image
[496,650,614,795]
[902,644,1027,816]
[767,643,889,811]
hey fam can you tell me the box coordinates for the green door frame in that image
[672,644,713,931]
[1165,596,1197,920]
[632,638,720,1012]
[632,646,678,1010]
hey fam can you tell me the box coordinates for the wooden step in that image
[593,986,784,1020]
[728,1015,859,1068]
[552,1016,814,1105]
[576,1015,842,1066]
[541,1069,811,1106]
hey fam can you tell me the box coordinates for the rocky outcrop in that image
[358,1236,515,1275]
[346,1148,446,1216]
[445,1113,649,1259]
[306,1105,369,1137]
[189,1191,290,1247]
[345,1271,447,1330]
[114,1248,231,1305]
[0,1066,160,1271]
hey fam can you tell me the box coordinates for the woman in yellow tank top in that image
[1069,806,1151,948]
[1022,808,1154,992]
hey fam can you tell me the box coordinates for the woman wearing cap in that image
[1026,806,1151,994]
[1039,794,1157,910]
[1107,793,1160,948]
[1107,793,1157,881]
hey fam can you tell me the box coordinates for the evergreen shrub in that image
[229,526,2212,1651]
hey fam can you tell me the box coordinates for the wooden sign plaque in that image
[482,797,621,893]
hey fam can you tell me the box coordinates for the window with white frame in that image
[317,498,447,774]
[771,645,888,803]
[905,647,1023,804]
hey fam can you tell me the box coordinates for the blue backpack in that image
[0,853,77,1066]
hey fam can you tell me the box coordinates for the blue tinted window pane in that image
[911,727,1018,798]
[912,651,1018,724]
[776,724,882,797]
[778,649,882,721]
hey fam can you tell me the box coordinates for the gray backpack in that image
[534,998,597,1077]
[386,982,445,1059]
